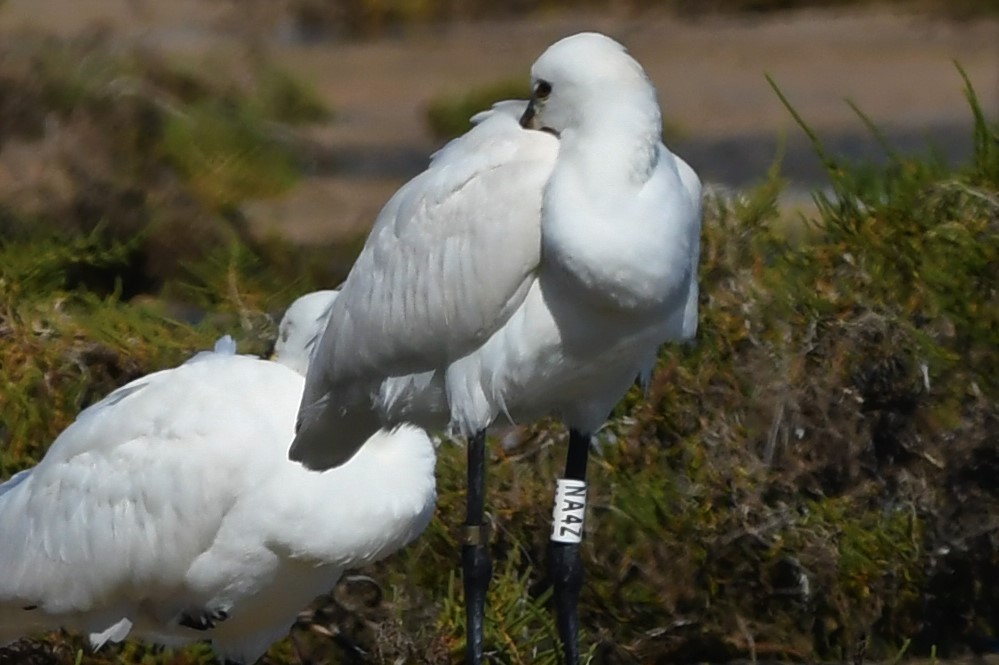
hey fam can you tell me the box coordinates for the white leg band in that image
[550,478,587,544]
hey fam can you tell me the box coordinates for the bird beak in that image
[520,98,539,130]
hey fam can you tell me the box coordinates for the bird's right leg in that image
[462,429,492,665]
[549,428,591,665]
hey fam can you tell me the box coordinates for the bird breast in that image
[540,165,697,315]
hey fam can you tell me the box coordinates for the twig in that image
[764,400,785,467]
[736,615,757,665]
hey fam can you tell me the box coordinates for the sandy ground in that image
[1,0,997,243]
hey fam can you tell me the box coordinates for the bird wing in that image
[0,352,302,628]
[673,152,703,341]
[468,99,529,125]
[292,107,558,469]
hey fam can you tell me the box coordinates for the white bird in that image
[272,289,340,377]
[0,291,437,664]
[290,32,701,664]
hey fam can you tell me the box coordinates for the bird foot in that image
[178,607,229,631]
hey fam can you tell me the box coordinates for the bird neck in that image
[539,98,691,313]
[558,94,662,187]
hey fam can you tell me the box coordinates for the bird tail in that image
[0,469,51,645]
[289,392,383,471]
[0,469,34,596]
[0,470,139,649]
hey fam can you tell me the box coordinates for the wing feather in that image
[293,109,558,469]
[0,354,302,622]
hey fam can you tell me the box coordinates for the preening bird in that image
[0,291,437,664]
[290,32,702,664]
[272,289,340,377]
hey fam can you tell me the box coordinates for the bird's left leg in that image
[549,428,591,665]
[462,429,492,665]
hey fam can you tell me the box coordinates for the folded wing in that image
[292,107,558,470]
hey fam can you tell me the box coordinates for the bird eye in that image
[534,80,552,99]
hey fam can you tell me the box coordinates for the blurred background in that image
[1,2,998,664]
[1,0,995,249]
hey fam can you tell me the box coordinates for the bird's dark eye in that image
[534,80,552,99]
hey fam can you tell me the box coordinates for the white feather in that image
[291,32,701,471]
[0,291,436,664]
[272,290,340,376]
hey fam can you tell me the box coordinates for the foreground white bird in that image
[291,32,701,664]
[0,291,437,664]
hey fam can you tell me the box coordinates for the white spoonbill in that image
[290,32,702,664]
[0,291,437,664]
[272,289,340,376]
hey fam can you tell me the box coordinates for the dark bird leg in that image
[462,429,492,664]
[179,607,229,631]
[549,428,591,665]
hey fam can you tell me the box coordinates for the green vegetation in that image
[1,27,998,665]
